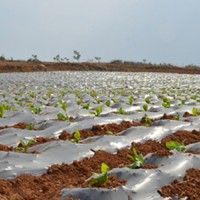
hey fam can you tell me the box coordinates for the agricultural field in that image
[0,71,200,200]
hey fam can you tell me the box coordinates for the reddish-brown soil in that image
[161,129,200,146]
[0,140,160,200]
[160,114,175,120]
[158,168,200,199]
[0,123,33,130]
[1,60,200,74]
[28,137,58,147]
[1,127,200,155]
[0,144,13,152]
[0,123,200,199]
[131,140,172,157]
[59,120,142,141]
[183,112,193,117]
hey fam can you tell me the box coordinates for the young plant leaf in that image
[106,130,114,135]
[142,114,153,126]
[165,141,186,152]
[57,113,69,121]
[145,97,151,104]
[105,100,111,107]
[26,124,35,130]
[90,107,103,117]
[127,148,144,169]
[82,103,90,109]
[72,129,81,143]
[119,107,126,115]
[192,107,199,116]
[15,139,36,153]
[89,163,109,186]
[60,101,67,112]
[0,105,5,118]
[143,104,148,111]
[129,96,134,105]
[101,163,109,174]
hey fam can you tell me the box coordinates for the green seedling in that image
[76,98,83,105]
[106,130,114,135]
[95,107,103,117]
[57,113,69,121]
[2,94,6,98]
[165,141,186,152]
[89,163,109,186]
[15,139,36,153]
[162,98,171,108]
[127,148,144,169]
[90,107,103,117]
[90,90,97,98]
[71,129,81,143]
[0,104,5,118]
[190,95,197,100]
[181,100,185,105]
[143,114,153,126]
[192,107,199,116]
[82,103,90,109]
[162,102,171,108]
[17,101,23,106]
[119,107,126,115]
[105,100,111,107]
[54,104,59,108]
[0,103,10,117]
[26,124,35,130]
[75,91,82,99]
[152,90,157,94]
[29,106,42,114]
[47,90,53,98]
[10,106,15,111]
[60,101,67,112]
[59,90,66,97]
[1,103,9,110]
[29,92,36,98]
[172,115,180,120]
[143,104,148,111]
[129,96,134,105]
[145,97,151,104]
[96,98,101,104]
[111,98,118,103]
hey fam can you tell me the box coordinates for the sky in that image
[0,0,200,66]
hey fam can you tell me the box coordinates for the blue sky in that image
[0,0,200,66]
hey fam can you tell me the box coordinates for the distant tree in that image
[63,57,69,62]
[185,64,200,70]
[73,50,81,62]
[95,57,101,63]
[53,55,61,62]
[0,55,6,61]
[142,59,147,63]
[27,54,40,62]
[32,54,38,61]
[110,60,123,64]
